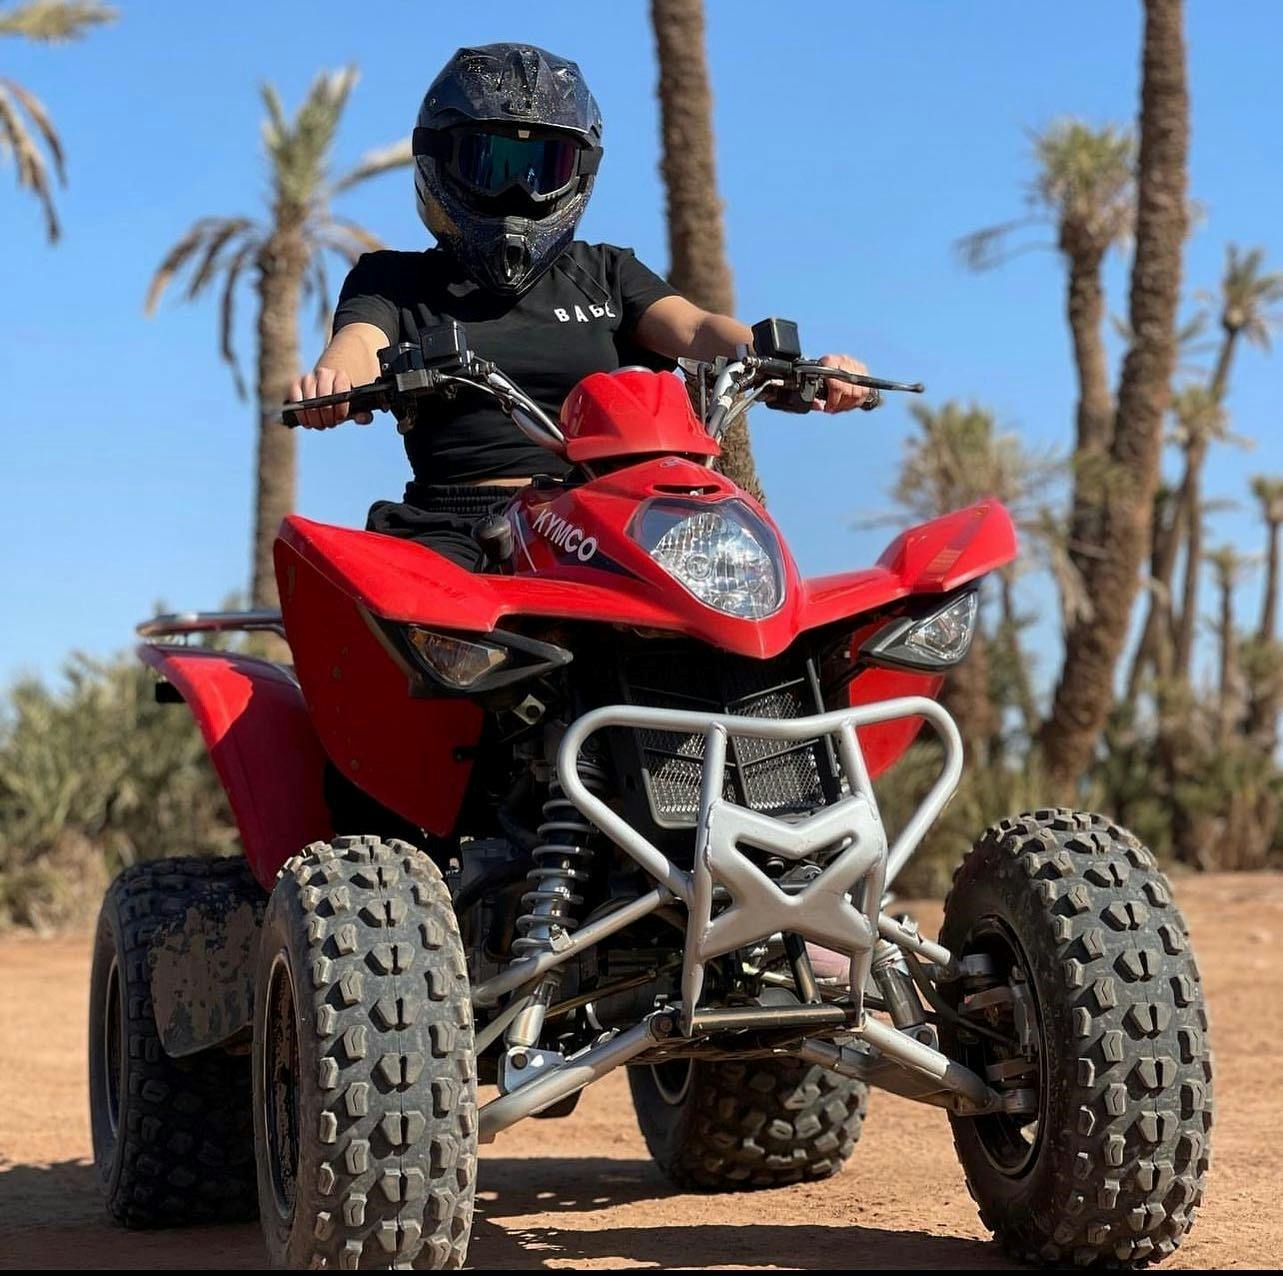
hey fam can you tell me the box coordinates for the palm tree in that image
[649,0,762,502]
[1167,386,1247,679]
[877,401,1061,752]
[146,69,410,609]
[1039,0,1190,789]
[959,120,1134,470]
[0,0,114,241]
[1244,476,1283,747]
[1127,245,1283,696]
[1205,545,1253,742]
[1251,476,1283,643]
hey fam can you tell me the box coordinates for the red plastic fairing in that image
[848,665,944,779]
[801,502,1019,632]
[277,494,1016,663]
[137,645,332,889]
[276,537,483,834]
[559,368,720,464]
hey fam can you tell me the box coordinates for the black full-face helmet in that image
[413,43,603,295]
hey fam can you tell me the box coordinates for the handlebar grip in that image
[280,383,388,428]
[811,383,882,411]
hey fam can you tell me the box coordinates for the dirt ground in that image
[1,871,1279,1270]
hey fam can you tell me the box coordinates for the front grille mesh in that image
[621,645,829,825]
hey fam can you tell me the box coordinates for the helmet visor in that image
[451,130,585,200]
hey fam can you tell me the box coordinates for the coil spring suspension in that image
[512,761,608,962]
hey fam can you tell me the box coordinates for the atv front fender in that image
[138,645,332,888]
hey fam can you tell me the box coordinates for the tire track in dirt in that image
[1,872,1279,1269]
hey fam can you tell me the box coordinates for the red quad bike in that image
[90,318,1212,1269]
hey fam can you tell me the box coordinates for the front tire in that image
[629,1055,867,1191]
[88,858,258,1227]
[252,837,477,1270]
[941,810,1212,1267]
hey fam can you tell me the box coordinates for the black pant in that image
[365,482,515,572]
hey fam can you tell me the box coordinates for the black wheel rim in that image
[650,1058,694,1106]
[957,918,1046,1178]
[263,950,302,1221]
[103,956,123,1139]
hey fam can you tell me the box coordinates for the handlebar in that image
[280,319,925,455]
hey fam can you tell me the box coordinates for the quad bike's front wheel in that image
[88,857,259,1226]
[941,810,1212,1267]
[252,837,477,1269]
[628,1055,868,1191]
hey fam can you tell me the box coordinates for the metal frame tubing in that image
[478,1013,669,1142]
[472,697,968,1134]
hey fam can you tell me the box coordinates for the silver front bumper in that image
[554,697,963,1021]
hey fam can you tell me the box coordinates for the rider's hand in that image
[288,367,374,429]
[814,353,870,413]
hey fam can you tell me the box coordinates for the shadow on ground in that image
[0,1156,1009,1270]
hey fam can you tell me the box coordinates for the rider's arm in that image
[289,324,385,429]
[633,295,751,361]
[290,252,404,429]
[634,295,870,411]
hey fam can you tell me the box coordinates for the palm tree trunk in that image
[1038,0,1189,790]
[1215,572,1237,742]
[1171,443,1205,680]
[1065,246,1114,457]
[1124,486,1178,698]
[998,569,1040,738]
[1125,303,1240,698]
[1062,245,1116,582]
[251,231,305,609]
[1259,519,1280,642]
[650,0,762,502]
[1245,518,1282,746]
[940,624,995,768]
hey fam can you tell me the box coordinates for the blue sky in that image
[3,0,1281,694]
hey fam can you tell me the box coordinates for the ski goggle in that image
[414,126,600,201]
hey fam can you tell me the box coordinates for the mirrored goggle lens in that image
[453,132,582,196]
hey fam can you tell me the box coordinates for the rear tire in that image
[941,810,1212,1267]
[252,836,477,1270]
[628,1055,867,1191]
[88,857,258,1227]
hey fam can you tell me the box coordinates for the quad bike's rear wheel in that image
[628,1054,868,1191]
[941,810,1212,1267]
[252,837,477,1270]
[88,857,258,1227]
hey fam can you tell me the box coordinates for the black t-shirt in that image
[333,241,678,483]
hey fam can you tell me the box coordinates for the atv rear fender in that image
[138,645,333,888]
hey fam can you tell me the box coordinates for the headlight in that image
[860,591,978,671]
[635,499,785,619]
[406,628,509,688]
[386,625,573,694]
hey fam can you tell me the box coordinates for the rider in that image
[291,42,870,569]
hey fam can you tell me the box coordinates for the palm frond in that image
[217,238,258,399]
[303,252,331,334]
[311,216,384,264]
[1250,475,1283,526]
[145,216,260,313]
[185,217,256,299]
[331,137,412,194]
[2,77,63,179]
[953,218,1043,272]
[1028,117,1135,248]
[1220,243,1283,346]
[0,0,115,42]
[264,67,358,218]
[0,79,58,239]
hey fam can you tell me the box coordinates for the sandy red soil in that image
[1,872,1279,1270]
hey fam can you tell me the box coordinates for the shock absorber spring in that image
[503,761,607,1061]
